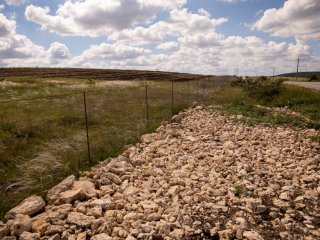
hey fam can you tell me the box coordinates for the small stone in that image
[87,206,103,218]
[45,225,64,235]
[243,231,263,240]
[32,218,49,236]
[67,212,95,228]
[77,232,86,240]
[0,222,9,238]
[90,199,113,210]
[91,233,112,240]
[20,231,40,240]
[273,199,290,208]
[106,172,122,185]
[124,212,140,221]
[49,234,61,240]
[279,192,291,201]
[168,186,180,196]
[5,196,45,220]
[236,227,243,239]
[123,186,139,196]
[146,213,161,222]
[169,229,184,239]
[140,200,158,210]
[235,217,247,229]
[11,214,32,236]
[125,235,137,240]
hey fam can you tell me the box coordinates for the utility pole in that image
[272,67,275,78]
[296,56,300,81]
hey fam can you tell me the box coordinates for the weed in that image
[234,184,246,197]
[311,136,320,142]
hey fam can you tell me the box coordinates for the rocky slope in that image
[1,106,319,240]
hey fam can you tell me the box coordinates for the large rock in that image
[47,175,75,203]
[67,212,95,228]
[5,196,45,220]
[59,189,86,204]
[73,180,98,198]
[10,214,32,236]
[59,180,98,203]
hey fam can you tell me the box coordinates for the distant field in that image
[0,68,229,219]
[0,67,218,81]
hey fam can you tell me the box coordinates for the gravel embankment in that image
[1,106,319,240]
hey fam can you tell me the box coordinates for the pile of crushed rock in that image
[1,106,319,240]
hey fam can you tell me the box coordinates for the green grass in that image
[0,76,220,220]
[209,83,320,130]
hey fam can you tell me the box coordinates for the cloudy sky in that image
[0,0,319,75]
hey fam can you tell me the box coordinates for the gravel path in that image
[1,106,319,240]
[285,81,320,91]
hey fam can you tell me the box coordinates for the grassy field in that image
[209,79,320,130]
[0,72,228,220]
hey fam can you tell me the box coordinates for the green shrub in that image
[232,76,283,101]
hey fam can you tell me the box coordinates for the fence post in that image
[187,79,190,104]
[83,92,91,164]
[197,79,199,101]
[171,79,174,116]
[145,80,149,129]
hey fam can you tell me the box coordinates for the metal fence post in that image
[83,92,91,164]
[197,79,199,101]
[187,79,190,104]
[145,80,149,129]
[171,79,174,115]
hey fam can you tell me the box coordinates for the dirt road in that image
[285,81,320,91]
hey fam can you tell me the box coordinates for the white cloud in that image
[0,6,70,67]
[252,0,320,41]
[157,42,179,51]
[48,42,70,63]
[0,8,16,37]
[25,0,187,37]
[5,0,25,6]
[110,8,228,45]
[68,43,151,67]
[65,33,316,76]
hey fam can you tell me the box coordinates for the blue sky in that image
[0,0,319,75]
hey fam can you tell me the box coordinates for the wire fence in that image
[0,77,227,218]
